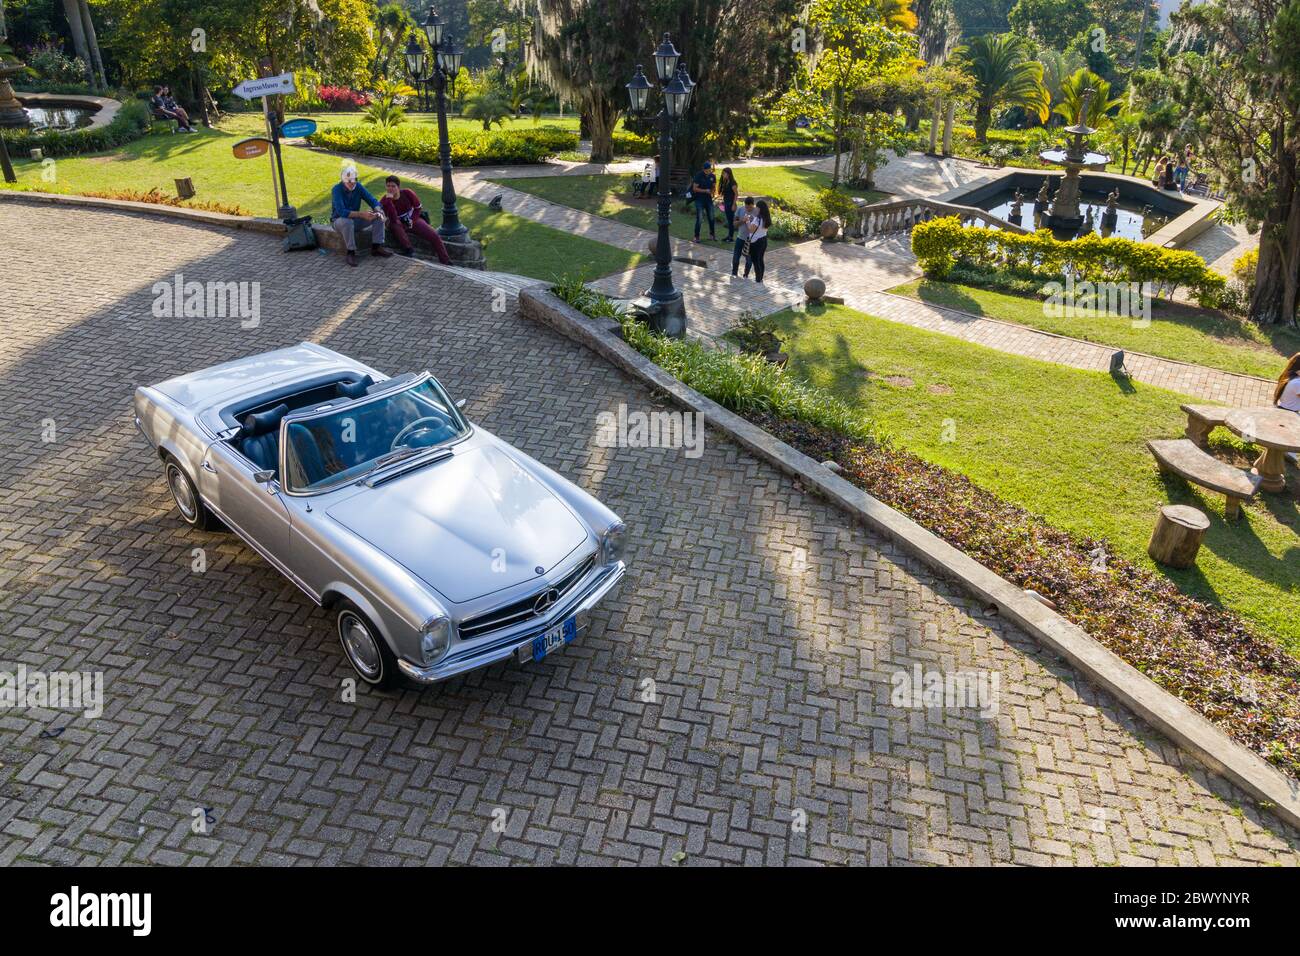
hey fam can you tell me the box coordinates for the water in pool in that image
[979,188,1172,241]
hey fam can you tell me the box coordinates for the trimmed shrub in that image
[611,128,655,156]
[309,124,578,166]
[0,98,151,157]
[911,216,1227,306]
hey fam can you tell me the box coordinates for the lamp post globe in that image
[653,33,680,83]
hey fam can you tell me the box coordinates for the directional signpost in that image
[233,71,297,220]
[278,118,317,139]
[232,137,271,160]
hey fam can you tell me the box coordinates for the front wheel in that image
[336,601,399,689]
[164,457,220,531]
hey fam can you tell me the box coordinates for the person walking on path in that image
[691,161,718,242]
[380,176,452,264]
[719,167,739,241]
[331,165,394,267]
[731,197,756,276]
[743,200,771,283]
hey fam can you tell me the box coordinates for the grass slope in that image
[770,302,1300,652]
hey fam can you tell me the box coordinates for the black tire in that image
[335,600,400,689]
[163,456,221,531]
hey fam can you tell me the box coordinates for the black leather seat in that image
[239,403,289,474]
[336,375,373,399]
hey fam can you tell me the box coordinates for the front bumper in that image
[396,561,626,685]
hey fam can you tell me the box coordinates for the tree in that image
[955,32,1048,143]
[462,90,511,129]
[527,0,801,166]
[776,0,919,186]
[369,2,414,84]
[1037,47,1087,116]
[1007,0,1091,49]
[1052,68,1122,128]
[1167,0,1300,326]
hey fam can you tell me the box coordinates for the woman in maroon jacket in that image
[380,176,452,264]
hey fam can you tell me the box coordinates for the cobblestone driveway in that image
[1,202,1296,865]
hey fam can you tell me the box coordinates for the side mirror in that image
[252,469,275,483]
[455,398,467,410]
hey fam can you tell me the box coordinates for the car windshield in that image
[283,377,468,493]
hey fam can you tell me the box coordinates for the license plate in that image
[523,616,577,663]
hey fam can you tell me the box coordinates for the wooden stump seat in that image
[1147,438,1263,519]
[1148,504,1210,568]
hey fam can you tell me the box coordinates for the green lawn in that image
[489,166,876,246]
[769,302,1300,652]
[892,278,1300,381]
[0,125,643,282]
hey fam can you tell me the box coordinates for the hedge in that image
[911,216,1227,306]
[611,129,655,156]
[0,98,151,158]
[309,124,579,166]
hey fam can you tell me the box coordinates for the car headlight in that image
[600,522,627,567]
[420,616,451,665]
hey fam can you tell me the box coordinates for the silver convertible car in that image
[134,342,626,689]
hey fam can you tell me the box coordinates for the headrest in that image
[336,375,374,399]
[242,403,289,437]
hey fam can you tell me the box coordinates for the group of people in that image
[632,158,774,283]
[688,161,772,283]
[1153,145,1197,193]
[329,165,453,267]
[149,86,199,133]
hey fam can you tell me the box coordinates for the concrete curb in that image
[520,285,1300,833]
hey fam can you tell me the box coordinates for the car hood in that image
[326,444,589,604]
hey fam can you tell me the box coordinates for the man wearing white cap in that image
[330,165,394,267]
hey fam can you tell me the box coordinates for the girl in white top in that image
[1276,353,1300,412]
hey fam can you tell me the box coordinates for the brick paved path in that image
[3,201,1295,865]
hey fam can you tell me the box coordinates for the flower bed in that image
[557,284,1300,778]
[310,124,578,167]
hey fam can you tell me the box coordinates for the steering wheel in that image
[390,416,448,452]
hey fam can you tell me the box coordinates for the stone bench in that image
[1147,438,1263,519]
[1180,403,1231,448]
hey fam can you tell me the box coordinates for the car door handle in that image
[202,460,217,474]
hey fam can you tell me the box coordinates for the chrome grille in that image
[458,556,595,640]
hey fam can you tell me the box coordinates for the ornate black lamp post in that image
[625,34,693,337]
[404,9,482,264]
[404,33,431,112]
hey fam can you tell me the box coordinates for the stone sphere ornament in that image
[819,218,840,240]
[804,276,827,302]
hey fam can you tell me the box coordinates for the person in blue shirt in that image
[691,162,717,242]
[331,165,394,266]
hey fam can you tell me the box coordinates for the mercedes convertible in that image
[134,343,626,688]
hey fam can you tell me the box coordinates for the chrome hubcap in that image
[338,611,382,680]
[167,465,197,521]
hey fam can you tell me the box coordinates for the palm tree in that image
[1053,69,1123,129]
[463,92,512,131]
[955,33,1049,144]
[1037,48,1086,115]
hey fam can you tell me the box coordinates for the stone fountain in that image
[1038,89,1108,234]
[0,49,29,128]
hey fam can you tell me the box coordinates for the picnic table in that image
[1225,407,1300,493]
